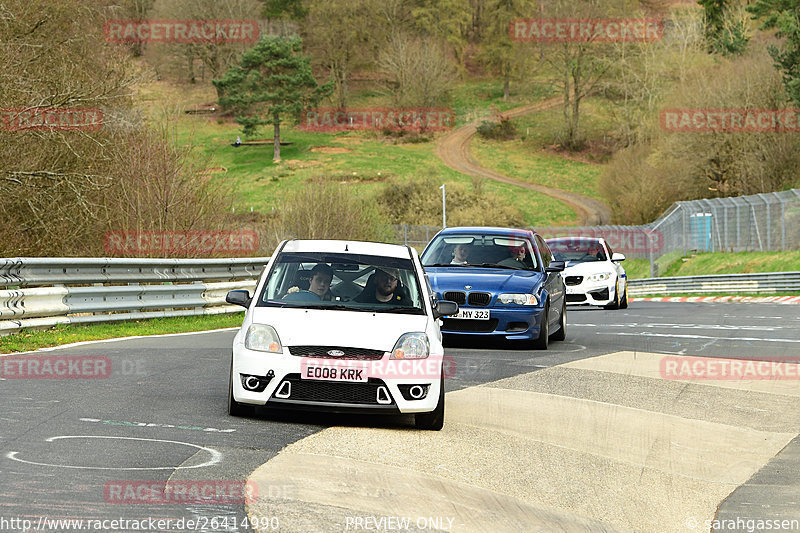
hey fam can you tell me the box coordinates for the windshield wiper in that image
[371,306,422,313]
[319,304,354,310]
[474,263,518,269]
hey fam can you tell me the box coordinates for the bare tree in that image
[148,0,264,82]
[0,0,234,256]
[535,0,644,150]
[378,33,457,108]
[602,7,707,146]
[304,0,376,109]
[411,0,472,70]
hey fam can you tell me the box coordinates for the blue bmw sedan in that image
[420,227,566,349]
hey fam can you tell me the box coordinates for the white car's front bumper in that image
[231,348,443,414]
[564,279,616,306]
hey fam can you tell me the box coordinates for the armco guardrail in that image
[628,271,800,296]
[0,257,270,335]
[0,257,267,287]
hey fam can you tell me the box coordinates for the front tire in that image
[532,305,549,350]
[619,283,628,309]
[605,281,621,310]
[550,299,566,341]
[415,376,445,430]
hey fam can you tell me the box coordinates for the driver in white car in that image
[286,263,334,300]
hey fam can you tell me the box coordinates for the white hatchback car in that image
[545,237,628,309]
[225,239,458,430]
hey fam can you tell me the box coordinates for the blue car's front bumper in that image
[440,305,546,341]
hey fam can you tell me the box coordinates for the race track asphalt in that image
[1,302,798,532]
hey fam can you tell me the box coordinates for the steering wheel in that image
[282,290,321,302]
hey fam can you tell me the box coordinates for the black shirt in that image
[354,289,412,306]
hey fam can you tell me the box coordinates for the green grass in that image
[622,250,800,280]
[513,97,617,154]
[469,96,614,219]
[630,292,800,298]
[450,79,558,124]
[153,79,579,226]
[472,137,604,202]
[661,250,800,277]
[0,313,244,354]
[622,258,652,280]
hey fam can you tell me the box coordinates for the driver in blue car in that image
[498,245,528,268]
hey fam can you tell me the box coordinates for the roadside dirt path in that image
[436,97,613,225]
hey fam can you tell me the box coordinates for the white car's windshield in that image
[549,240,607,263]
[257,252,425,315]
[421,234,538,271]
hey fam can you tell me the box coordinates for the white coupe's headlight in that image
[498,293,538,306]
[245,324,283,353]
[390,333,429,360]
[588,272,614,282]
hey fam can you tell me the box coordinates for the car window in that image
[535,235,552,268]
[548,239,607,263]
[421,234,538,270]
[257,252,425,315]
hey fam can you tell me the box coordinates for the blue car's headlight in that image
[498,293,538,305]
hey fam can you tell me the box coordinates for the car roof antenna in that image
[344,244,349,251]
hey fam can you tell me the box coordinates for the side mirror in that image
[226,290,252,308]
[545,261,565,272]
[611,253,626,262]
[433,300,459,319]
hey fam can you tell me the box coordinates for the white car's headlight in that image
[498,293,538,306]
[245,324,283,353]
[390,333,429,360]
[588,272,614,282]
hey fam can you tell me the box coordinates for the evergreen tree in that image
[699,0,748,55]
[748,0,800,105]
[213,36,332,162]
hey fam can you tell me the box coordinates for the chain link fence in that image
[392,189,800,276]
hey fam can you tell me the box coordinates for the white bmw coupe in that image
[545,237,628,309]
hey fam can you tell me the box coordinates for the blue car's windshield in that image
[421,234,538,270]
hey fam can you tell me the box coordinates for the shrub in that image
[375,172,525,227]
[275,182,393,243]
[476,116,517,140]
